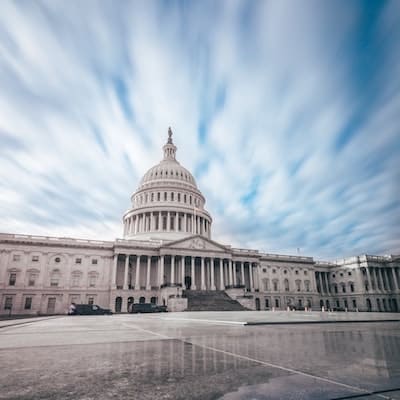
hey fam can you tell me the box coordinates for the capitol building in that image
[1,129,399,315]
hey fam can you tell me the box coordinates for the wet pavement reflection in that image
[0,316,399,399]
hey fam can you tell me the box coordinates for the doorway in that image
[255,298,260,310]
[184,276,192,290]
[115,296,122,313]
[47,297,56,314]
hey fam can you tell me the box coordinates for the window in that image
[157,192,160,201]
[262,268,267,273]
[13,254,20,261]
[275,298,280,308]
[295,270,299,275]
[342,285,346,293]
[189,196,192,205]
[296,280,301,292]
[184,194,187,203]
[32,256,39,262]
[334,285,338,293]
[4,297,13,310]
[263,278,269,291]
[344,299,348,309]
[75,258,82,264]
[305,281,310,292]
[352,299,357,308]
[88,297,94,305]
[284,279,289,292]
[71,275,80,287]
[350,283,354,292]
[171,192,174,201]
[92,259,98,265]
[265,298,269,308]
[9,273,16,286]
[164,192,167,201]
[272,269,276,274]
[178,193,181,202]
[304,270,308,275]
[55,257,61,263]
[348,272,352,276]
[283,270,287,274]
[273,281,278,291]
[89,274,97,287]
[24,297,32,310]
[28,273,36,286]
[332,273,336,278]
[50,277,59,287]
[340,273,343,277]
[151,193,154,201]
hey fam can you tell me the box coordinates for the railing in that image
[0,233,113,246]
[115,238,161,247]
[260,252,313,262]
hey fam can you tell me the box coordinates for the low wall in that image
[167,298,188,312]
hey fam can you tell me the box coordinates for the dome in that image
[123,127,212,242]
[138,128,197,189]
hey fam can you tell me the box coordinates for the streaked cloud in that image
[0,0,399,259]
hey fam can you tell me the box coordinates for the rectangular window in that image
[24,297,32,310]
[9,273,16,286]
[184,194,187,203]
[89,276,96,287]
[72,276,80,287]
[88,297,94,305]
[275,298,280,308]
[32,256,39,262]
[75,258,82,264]
[92,259,98,265]
[157,192,160,201]
[177,193,181,202]
[13,255,20,261]
[4,297,13,310]
[28,274,36,286]
[265,298,269,308]
[50,278,59,287]
[352,299,357,308]
[164,192,167,201]
[171,192,174,201]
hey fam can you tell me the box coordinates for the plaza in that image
[1,311,400,400]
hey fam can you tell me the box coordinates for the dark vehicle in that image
[70,304,113,315]
[129,303,167,313]
[332,307,346,312]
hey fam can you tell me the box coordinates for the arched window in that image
[150,297,157,304]
[350,282,355,292]
[304,280,310,292]
[50,269,61,287]
[273,280,278,291]
[295,280,301,292]
[139,296,146,304]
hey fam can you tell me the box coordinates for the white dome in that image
[122,128,212,242]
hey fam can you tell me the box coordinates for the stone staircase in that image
[184,290,248,311]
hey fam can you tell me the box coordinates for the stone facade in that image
[1,130,399,315]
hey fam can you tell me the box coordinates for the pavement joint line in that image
[0,316,63,330]
[245,319,400,326]
[157,317,246,325]
[184,341,392,400]
[121,322,389,400]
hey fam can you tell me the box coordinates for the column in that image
[150,212,154,231]
[167,212,171,231]
[228,260,233,286]
[378,268,385,291]
[323,272,330,294]
[135,255,140,289]
[384,268,391,291]
[191,256,196,290]
[159,255,164,287]
[220,259,225,290]
[211,258,215,290]
[175,213,179,232]
[201,257,205,290]
[241,262,245,287]
[146,256,151,290]
[365,267,372,292]
[184,213,187,233]
[112,254,118,289]
[171,255,175,284]
[197,216,200,235]
[318,272,324,293]
[391,267,399,291]
[134,216,137,234]
[123,254,129,290]
[232,261,237,286]
[249,263,254,291]
[181,257,185,286]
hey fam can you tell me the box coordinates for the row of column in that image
[317,267,400,295]
[363,267,400,293]
[124,212,210,237]
[111,254,258,292]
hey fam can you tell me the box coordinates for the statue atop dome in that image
[167,127,173,144]
[163,126,177,160]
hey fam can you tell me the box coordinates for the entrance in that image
[255,298,260,311]
[184,276,192,290]
[47,297,56,314]
[127,297,134,312]
[115,296,122,313]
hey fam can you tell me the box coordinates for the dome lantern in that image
[163,127,177,161]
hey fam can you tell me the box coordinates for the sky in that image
[0,0,399,260]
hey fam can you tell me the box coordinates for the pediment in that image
[163,235,229,252]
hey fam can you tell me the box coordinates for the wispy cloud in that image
[0,0,399,259]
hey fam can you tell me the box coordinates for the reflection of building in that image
[0,129,399,315]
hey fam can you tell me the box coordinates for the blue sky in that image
[0,1,399,259]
